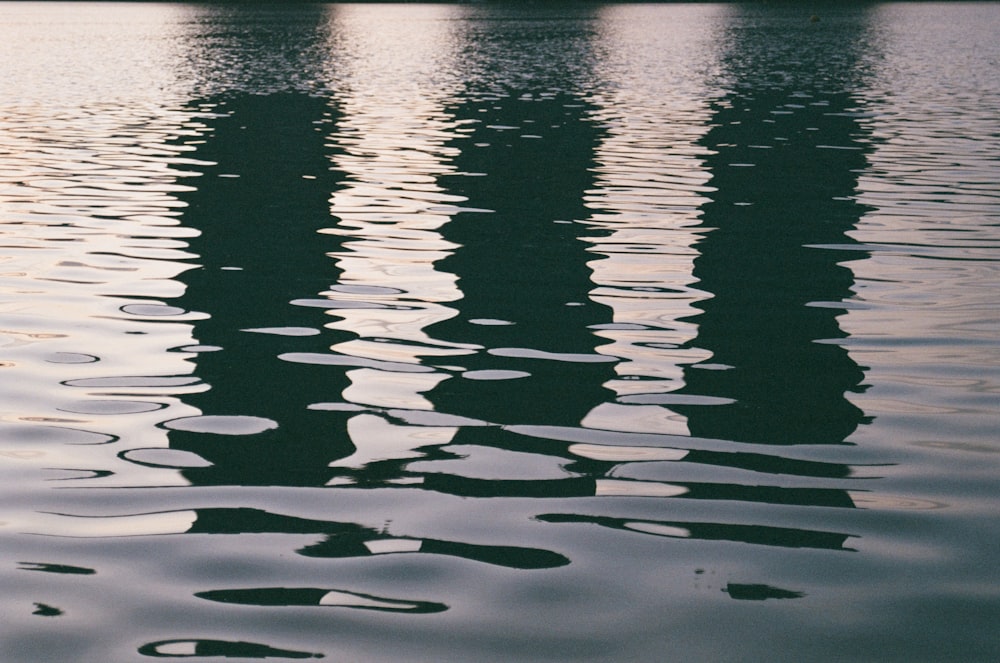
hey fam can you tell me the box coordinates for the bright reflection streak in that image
[0,86,210,485]
[363,538,424,554]
[340,370,449,411]
[568,443,688,462]
[839,6,1000,452]
[331,414,458,470]
[579,5,721,434]
[319,7,470,468]
[594,479,689,498]
[22,510,198,537]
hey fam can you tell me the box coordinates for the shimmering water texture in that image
[1,3,999,661]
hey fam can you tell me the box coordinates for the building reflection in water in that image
[158,4,877,553]
[489,4,883,551]
[165,4,354,486]
[158,4,577,570]
[424,7,618,430]
[674,6,877,447]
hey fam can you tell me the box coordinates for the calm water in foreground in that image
[1,2,999,660]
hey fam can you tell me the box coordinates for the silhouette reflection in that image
[30,504,568,571]
[427,88,617,427]
[139,638,322,659]
[675,9,875,446]
[196,587,447,614]
[409,473,856,508]
[537,513,856,551]
[724,583,805,601]
[192,506,568,569]
[159,3,877,551]
[167,91,354,486]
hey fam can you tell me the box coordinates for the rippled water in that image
[2,3,999,660]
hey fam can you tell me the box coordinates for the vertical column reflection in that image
[168,92,351,486]
[403,5,632,499]
[314,5,625,497]
[428,89,615,428]
[675,7,875,446]
[167,5,352,486]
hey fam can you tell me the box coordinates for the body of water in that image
[1,2,999,660]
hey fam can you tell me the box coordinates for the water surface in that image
[1,3,999,661]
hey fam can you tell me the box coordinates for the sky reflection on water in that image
[1,2,999,661]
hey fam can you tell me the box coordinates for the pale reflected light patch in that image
[488,347,618,363]
[330,337,476,364]
[569,443,688,462]
[241,326,321,337]
[26,509,197,537]
[44,352,99,364]
[62,376,202,392]
[462,369,530,381]
[363,538,423,554]
[0,450,46,460]
[342,368,450,410]
[119,303,187,317]
[582,3,719,426]
[163,415,277,436]
[0,423,114,445]
[332,413,457,469]
[178,344,222,353]
[469,318,515,326]
[581,402,688,436]
[849,492,947,510]
[319,6,473,407]
[319,590,415,610]
[153,641,196,656]
[595,479,688,497]
[328,284,404,296]
[623,521,691,538]
[307,401,368,413]
[20,416,88,424]
[280,351,435,374]
[120,447,212,469]
[59,399,165,415]
[913,439,1000,455]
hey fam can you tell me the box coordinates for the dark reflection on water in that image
[196,587,448,613]
[17,562,96,575]
[724,583,805,601]
[182,506,570,569]
[168,91,354,486]
[429,88,615,426]
[675,7,874,446]
[138,639,324,659]
[31,603,63,617]
[538,513,856,551]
